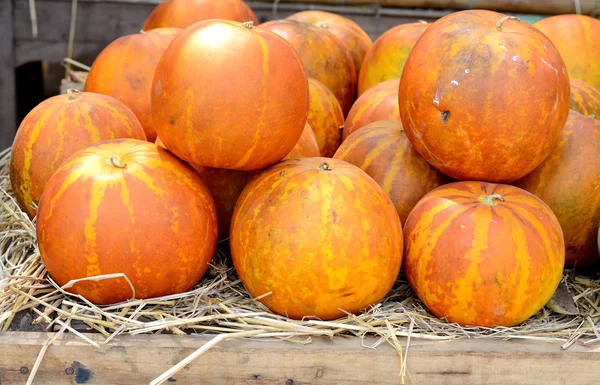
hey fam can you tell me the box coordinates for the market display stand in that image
[1,331,599,384]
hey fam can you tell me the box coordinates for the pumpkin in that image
[513,110,600,267]
[343,78,401,140]
[259,19,356,116]
[84,28,181,142]
[358,21,429,95]
[533,15,600,90]
[142,0,258,31]
[230,157,403,320]
[151,20,309,171]
[334,120,449,225]
[284,123,321,160]
[404,181,565,327]
[286,10,371,79]
[36,139,218,305]
[307,78,344,157]
[399,10,570,183]
[156,136,255,242]
[569,79,600,119]
[10,90,146,219]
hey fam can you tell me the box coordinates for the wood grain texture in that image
[0,332,599,384]
[0,0,17,151]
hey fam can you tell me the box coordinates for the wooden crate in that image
[0,331,599,384]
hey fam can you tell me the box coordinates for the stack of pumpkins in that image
[9,0,600,328]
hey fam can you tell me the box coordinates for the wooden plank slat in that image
[0,331,599,384]
[0,0,17,151]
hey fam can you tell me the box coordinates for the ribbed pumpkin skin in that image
[142,0,258,30]
[399,10,570,183]
[284,123,321,160]
[307,78,344,157]
[156,136,256,242]
[151,20,309,171]
[514,110,600,267]
[570,79,600,119]
[334,120,449,225]
[286,11,372,79]
[404,181,565,327]
[343,78,401,140]
[533,15,600,90]
[259,20,356,116]
[10,91,146,219]
[358,22,429,95]
[36,139,218,305]
[230,157,403,320]
[84,29,181,142]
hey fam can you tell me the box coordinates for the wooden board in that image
[0,331,599,384]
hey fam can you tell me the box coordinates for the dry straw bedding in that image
[0,145,599,383]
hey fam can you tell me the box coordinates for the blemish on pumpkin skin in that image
[441,110,450,124]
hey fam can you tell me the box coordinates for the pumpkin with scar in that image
[399,10,570,183]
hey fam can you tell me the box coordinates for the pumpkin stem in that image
[318,162,332,171]
[495,16,520,31]
[110,155,127,169]
[242,21,254,29]
[480,193,505,206]
[67,88,80,100]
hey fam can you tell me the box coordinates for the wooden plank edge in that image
[0,331,599,384]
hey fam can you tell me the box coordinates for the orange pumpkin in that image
[307,78,344,157]
[156,136,255,242]
[142,0,258,31]
[10,90,146,219]
[36,139,218,305]
[230,157,403,320]
[284,123,321,160]
[287,10,371,79]
[334,120,449,225]
[514,110,600,267]
[533,15,600,90]
[404,181,565,327]
[259,19,356,116]
[343,78,401,140]
[151,20,309,171]
[84,28,181,142]
[358,21,429,95]
[570,79,600,119]
[399,10,570,183]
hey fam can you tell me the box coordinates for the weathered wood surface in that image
[253,0,598,15]
[0,331,599,384]
[0,0,17,152]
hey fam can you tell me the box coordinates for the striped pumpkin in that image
[259,19,356,116]
[514,110,600,267]
[84,28,181,142]
[230,157,403,320]
[284,123,321,160]
[334,120,449,224]
[343,78,401,140]
[307,78,344,157]
[152,19,309,171]
[404,181,565,327]
[143,0,258,31]
[570,79,600,119]
[156,136,256,242]
[10,90,146,219]
[287,10,372,79]
[533,15,600,90]
[358,21,429,95]
[36,139,218,305]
